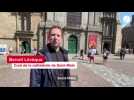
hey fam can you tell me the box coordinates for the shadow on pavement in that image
[94,62,104,65]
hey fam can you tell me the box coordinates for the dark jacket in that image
[30,44,71,87]
[120,49,126,55]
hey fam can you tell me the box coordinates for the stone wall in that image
[115,23,122,53]
[0,12,16,38]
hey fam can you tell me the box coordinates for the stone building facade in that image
[0,12,42,53]
[39,12,103,54]
[0,12,121,54]
[122,15,134,50]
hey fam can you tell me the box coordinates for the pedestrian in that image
[30,25,71,87]
[88,46,96,63]
[32,48,37,54]
[120,48,126,60]
[87,47,91,61]
[80,49,84,60]
[103,48,109,64]
[9,46,13,53]
[122,48,126,60]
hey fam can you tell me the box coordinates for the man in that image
[30,25,70,87]
[88,46,96,63]
[120,48,126,60]
[103,48,109,64]
[80,49,84,60]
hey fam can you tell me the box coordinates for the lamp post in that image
[101,12,104,53]
[43,12,47,48]
[85,12,89,54]
[36,23,40,55]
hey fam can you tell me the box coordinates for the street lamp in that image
[85,12,89,54]
[101,12,104,54]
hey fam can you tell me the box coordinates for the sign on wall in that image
[0,44,8,54]
[88,34,97,48]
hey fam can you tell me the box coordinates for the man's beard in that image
[51,40,60,47]
[49,42,59,50]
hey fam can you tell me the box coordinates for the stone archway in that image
[103,42,111,51]
[21,40,31,53]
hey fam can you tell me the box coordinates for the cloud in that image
[123,16,131,24]
[120,16,131,28]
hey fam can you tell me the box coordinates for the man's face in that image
[49,28,62,48]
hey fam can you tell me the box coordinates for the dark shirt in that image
[120,49,126,55]
[30,43,70,87]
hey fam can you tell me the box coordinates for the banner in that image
[88,34,97,48]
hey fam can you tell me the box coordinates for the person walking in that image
[103,49,109,64]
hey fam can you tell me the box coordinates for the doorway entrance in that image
[21,40,31,53]
[68,35,78,54]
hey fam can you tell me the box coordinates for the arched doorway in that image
[103,42,111,51]
[21,41,31,53]
[68,35,78,54]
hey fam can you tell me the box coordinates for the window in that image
[19,12,31,32]
[40,12,47,22]
[67,12,82,27]
[103,12,116,19]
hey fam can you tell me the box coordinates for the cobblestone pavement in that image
[70,54,134,87]
[70,62,113,87]
[0,55,30,87]
[0,66,30,87]
[0,54,134,87]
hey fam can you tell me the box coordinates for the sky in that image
[119,12,134,28]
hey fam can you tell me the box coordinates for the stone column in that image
[30,38,33,52]
[16,37,19,53]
